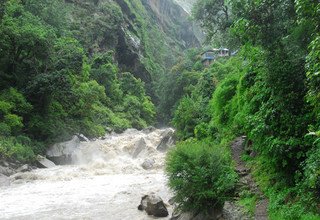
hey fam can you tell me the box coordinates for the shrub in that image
[173,96,202,140]
[210,73,239,129]
[0,136,36,162]
[194,122,209,140]
[165,139,237,213]
[0,88,33,136]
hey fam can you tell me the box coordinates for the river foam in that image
[0,128,174,220]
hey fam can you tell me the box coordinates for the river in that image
[0,128,174,220]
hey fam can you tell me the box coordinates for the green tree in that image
[119,72,155,128]
[0,88,32,136]
[192,0,232,44]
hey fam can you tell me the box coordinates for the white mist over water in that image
[0,128,174,220]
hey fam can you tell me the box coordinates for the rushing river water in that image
[0,128,174,220]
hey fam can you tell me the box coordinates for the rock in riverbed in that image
[0,165,14,176]
[141,158,155,170]
[36,155,56,168]
[46,135,80,165]
[132,138,147,158]
[77,133,89,142]
[157,128,175,152]
[0,173,10,187]
[16,164,32,173]
[143,126,156,134]
[138,193,169,217]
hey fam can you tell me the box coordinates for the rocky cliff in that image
[142,0,200,48]
[65,0,201,96]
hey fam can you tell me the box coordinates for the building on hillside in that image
[201,49,217,66]
[218,48,229,57]
[201,48,230,67]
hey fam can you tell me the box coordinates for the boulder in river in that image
[46,135,80,165]
[0,165,14,176]
[157,128,175,152]
[132,137,147,158]
[138,193,169,217]
[0,173,10,187]
[77,134,89,142]
[36,155,56,168]
[141,158,155,170]
[16,164,32,173]
[143,126,156,134]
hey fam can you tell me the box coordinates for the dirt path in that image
[231,137,269,220]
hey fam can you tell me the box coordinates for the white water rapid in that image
[0,128,174,220]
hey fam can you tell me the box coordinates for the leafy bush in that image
[173,96,202,139]
[165,139,237,212]
[268,186,320,220]
[106,110,131,132]
[194,122,209,140]
[303,141,320,203]
[0,88,32,136]
[210,73,239,129]
[0,136,36,162]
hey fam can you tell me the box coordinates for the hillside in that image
[68,0,201,93]
[164,0,320,218]
[0,0,201,161]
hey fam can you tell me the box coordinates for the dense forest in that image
[0,0,200,161]
[0,0,320,219]
[0,0,152,161]
[165,0,320,219]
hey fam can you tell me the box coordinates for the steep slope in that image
[142,0,200,48]
[0,0,202,162]
[0,0,157,162]
[67,0,201,96]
